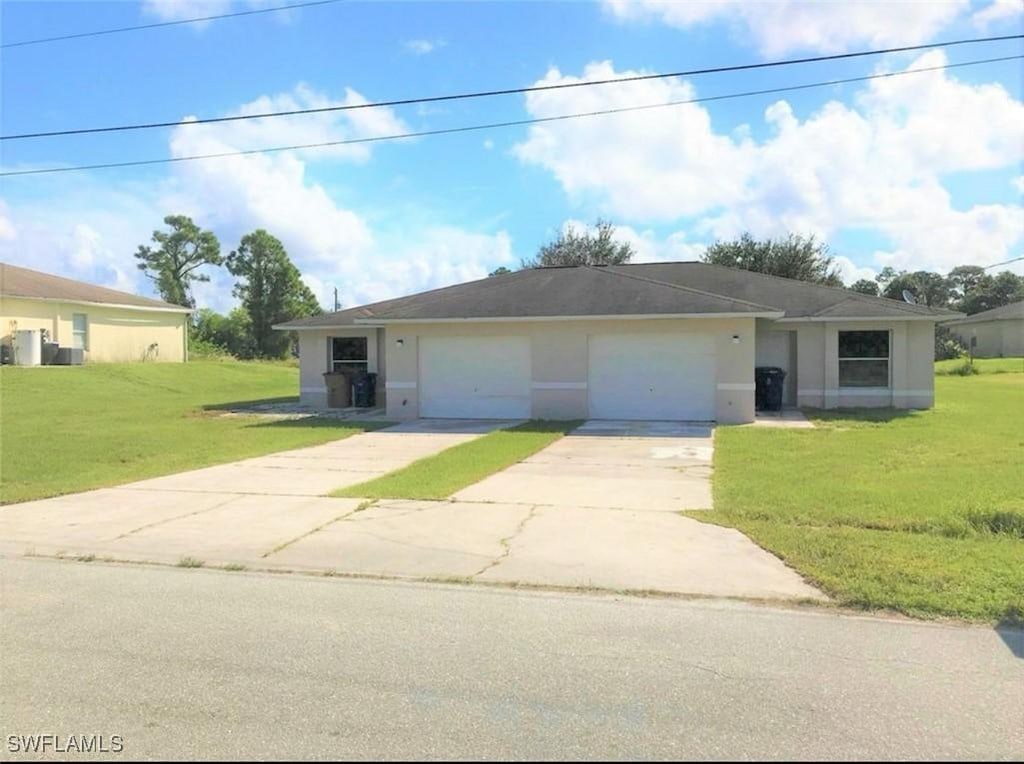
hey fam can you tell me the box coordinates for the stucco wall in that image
[382,317,757,423]
[754,319,797,406]
[297,327,383,408]
[950,319,1024,358]
[0,297,188,363]
[793,320,935,410]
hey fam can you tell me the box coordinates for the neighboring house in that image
[0,262,191,363]
[276,262,959,423]
[943,300,1024,358]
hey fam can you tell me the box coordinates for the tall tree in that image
[958,269,1024,314]
[226,230,322,358]
[134,215,222,308]
[523,219,634,268]
[850,278,880,296]
[878,269,951,308]
[702,233,843,286]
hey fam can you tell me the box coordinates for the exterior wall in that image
[794,319,935,410]
[297,327,382,408]
[0,296,187,363]
[754,319,797,406]
[950,319,1024,358]
[383,317,757,423]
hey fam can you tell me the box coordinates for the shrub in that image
[934,324,967,361]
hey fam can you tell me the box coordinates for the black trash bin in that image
[351,371,378,408]
[755,366,787,411]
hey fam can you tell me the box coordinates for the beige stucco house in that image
[276,263,958,424]
[1,262,191,363]
[943,300,1024,358]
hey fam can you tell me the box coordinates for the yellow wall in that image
[0,297,188,363]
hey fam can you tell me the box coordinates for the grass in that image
[333,420,580,500]
[0,361,386,504]
[696,357,1024,622]
[935,356,1023,376]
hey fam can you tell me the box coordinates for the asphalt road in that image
[1,557,1021,761]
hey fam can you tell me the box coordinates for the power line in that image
[1,0,344,49]
[2,54,1019,179]
[3,33,1021,141]
[984,255,1024,269]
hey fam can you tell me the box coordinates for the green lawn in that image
[697,358,1024,622]
[333,420,579,500]
[935,356,1024,375]
[0,361,384,504]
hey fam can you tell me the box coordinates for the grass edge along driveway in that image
[333,420,580,500]
[690,359,1023,624]
[0,361,389,505]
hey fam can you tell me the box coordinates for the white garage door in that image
[419,336,532,419]
[588,333,716,421]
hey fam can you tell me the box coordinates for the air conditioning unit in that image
[54,347,85,365]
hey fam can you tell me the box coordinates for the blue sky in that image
[1,0,1022,311]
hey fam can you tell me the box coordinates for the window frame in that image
[71,313,88,351]
[837,329,891,389]
[330,336,369,374]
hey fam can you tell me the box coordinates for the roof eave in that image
[777,313,955,323]
[1,293,192,313]
[354,311,785,325]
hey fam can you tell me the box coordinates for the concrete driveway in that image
[1,419,821,603]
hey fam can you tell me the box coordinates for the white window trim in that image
[330,336,369,373]
[71,313,88,351]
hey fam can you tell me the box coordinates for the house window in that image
[838,330,890,387]
[331,336,368,373]
[72,313,88,350]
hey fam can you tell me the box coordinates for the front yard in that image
[0,361,382,504]
[699,358,1024,622]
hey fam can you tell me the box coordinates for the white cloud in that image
[515,53,1024,275]
[1,83,512,313]
[834,256,876,285]
[557,218,705,264]
[604,0,968,55]
[403,38,446,55]
[972,0,1024,28]
[142,0,233,23]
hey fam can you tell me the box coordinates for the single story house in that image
[0,262,191,363]
[943,300,1023,358]
[276,262,958,424]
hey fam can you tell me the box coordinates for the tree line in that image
[135,215,321,359]
[495,221,1023,316]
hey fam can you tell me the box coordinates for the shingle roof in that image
[0,262,190,312]
[944,300,1024,325]
[277,261,957,328]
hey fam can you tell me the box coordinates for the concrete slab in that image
[477,504,824,601]
[110,496,364,564]
[455,469,712,511]
[752,410,815,429]
[454,426,715,511]
[0,489,239,546]
[267,500,531,578]
[115,425,499,497]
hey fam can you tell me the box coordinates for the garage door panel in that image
[419,336,532,419]
[588,334,715,421]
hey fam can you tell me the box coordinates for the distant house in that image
[276,262,959,423]
[944,300,1024,358]
[0,262,191,363]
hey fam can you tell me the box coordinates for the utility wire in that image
[3,33,1022,141]
[2,54,1019,179]
[1,0,344,49]
[983,255,1024,269]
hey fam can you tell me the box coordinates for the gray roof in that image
[277,262,957,328]
[0,262,190,312]
[944,300,1024,325]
